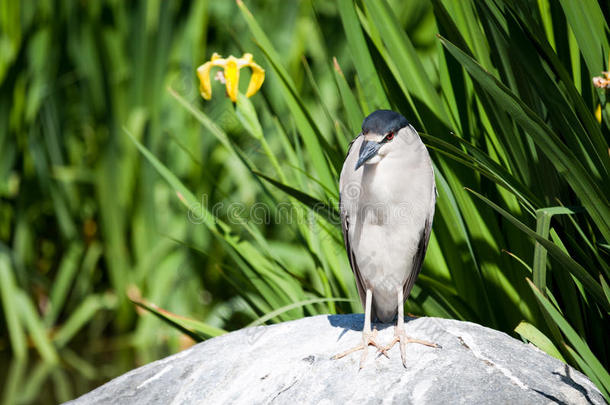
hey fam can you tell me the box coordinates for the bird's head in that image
[355,110,411,170]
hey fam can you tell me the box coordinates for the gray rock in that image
[66,314,605,404]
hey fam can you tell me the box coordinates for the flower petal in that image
[224,57,240,103]
[245,61,265,98]
[196,62,213,100]
[596,104,602,123]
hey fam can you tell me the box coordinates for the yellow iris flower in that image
[196,53,265,103]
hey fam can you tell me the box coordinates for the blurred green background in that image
[1,0,610,403]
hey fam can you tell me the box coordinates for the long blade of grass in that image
[331,57,364,136]
[17,291,59,364]
[52,293,117,348]
[556,0,609,76]
[515,320,565,362]
[245,297,354,328]
[253,171,339,224]
[363,0,451,129]
[532,207,580,292]
[336,0,389,113]
[527,278,610,396]
[236,0,336,195]
[44,243,83,326]
[439,35,610,242]
[130,294,226,340]
[562,343,610,401]
[467,188,609,311]
[0,254,27,359]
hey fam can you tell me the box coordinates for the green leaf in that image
[527,279,610,396]
[336,0,389,113]
[557,0,609,76]
[363,0,451,130]
[439,35,610,242]
[466,188,609,312]
[532,207,580,292]
[253,171,339,225]
[130,294,226,340]
[245,297,354,327]
[235,93,263,140]
[168,87,259,173]
[0,254,27,359]
[237,0,336,196]
[601,275,610,310]
[44,243,84,326]
[562,343,610,401]
[420,132,538,213]
[515,320,565,362]
[236,93,286,182]
[331,57,363,137]
[17,291,59,364]
[53,293,116,348]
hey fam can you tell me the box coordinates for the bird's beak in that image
[355,140,381,170]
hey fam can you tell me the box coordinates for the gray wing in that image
[340,195,367,309]
[339,135,368,309]
[402,185,436,302]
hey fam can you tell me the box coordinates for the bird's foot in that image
[332,328,387,369]
[380,326,440,367]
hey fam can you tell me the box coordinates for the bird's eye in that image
[385,131,395,141]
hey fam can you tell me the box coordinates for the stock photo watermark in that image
[186,190,423,228]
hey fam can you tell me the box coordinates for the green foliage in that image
[1,0,609,402]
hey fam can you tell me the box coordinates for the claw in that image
[382,325,440,367]
[333,327,385,368]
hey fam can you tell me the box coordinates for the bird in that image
[333,110,439,368]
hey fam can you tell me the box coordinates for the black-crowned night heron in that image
[334,110,439,368]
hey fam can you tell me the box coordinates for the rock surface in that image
[66,314,604,404]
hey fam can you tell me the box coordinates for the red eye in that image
[386,131,395,140]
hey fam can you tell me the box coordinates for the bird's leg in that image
[381,287,440,367]
[333,289,386,368]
